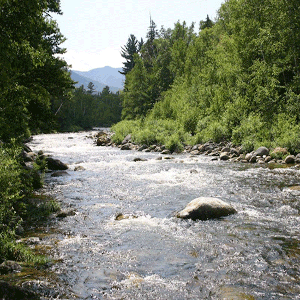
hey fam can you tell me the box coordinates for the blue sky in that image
[54,0,225,71]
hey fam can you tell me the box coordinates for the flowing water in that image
[28,130,300,299]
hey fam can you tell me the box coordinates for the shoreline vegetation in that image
[0,140,68,299]
[1,0,300,298]
[96,130,300,167]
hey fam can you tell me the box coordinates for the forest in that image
[57,83,122,132]
[113,0,300,154]
[1,0,300,266]
[0,0,121,264]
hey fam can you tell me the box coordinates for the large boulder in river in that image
[46,157,68,170]
[176,197,237,221]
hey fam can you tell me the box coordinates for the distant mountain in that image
[70,66,125,93]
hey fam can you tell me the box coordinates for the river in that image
[28,130,300,299]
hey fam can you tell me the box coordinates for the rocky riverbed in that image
[95,130,300,167]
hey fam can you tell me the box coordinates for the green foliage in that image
[0,232,49,264]
[114,0,300,153]
[111,120,142,144]
[120,34,143,75]
[0,142,60,263]
[0,0,74,141]
[56,85,122,131]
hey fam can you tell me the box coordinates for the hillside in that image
[71,66,124,93]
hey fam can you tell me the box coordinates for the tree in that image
[87,82,96,94]
[0,0,74,141]
[200,15,214,30]
[120,34,143,75]
[141,17,160,68]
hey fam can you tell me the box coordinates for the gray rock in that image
[285,155,295,164]
[138,144,148,151]
[122,134,132,144]
[176,197,236,221]
[254,146,269,157]
[245,153,253,161]
[120,143,131,150]
[0,261,22,274]
[190,150,200,155]
[74,166,85,171]
[221,147,230,153]
[161,149,171,155]
[133,157,148,162]
[22,237,40,245]
[230,148,239,156]
[249,156,257,163]
[264,156,272,163]
[208,151,219,157]
[56,210,76,218]
[51,171,69,177]
[220,152,230,161]
[46,157,68,170]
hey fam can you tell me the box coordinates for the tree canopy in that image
[0,0,74,141]
[114,0,300,153]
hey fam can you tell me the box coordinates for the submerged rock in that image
[51,171,69,177]
[176,197,237,221]
[133,157,148,162]
[115,213,138,221]
[74,165,85,171]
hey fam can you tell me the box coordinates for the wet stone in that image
[176,197,237,221]
[51,171,70,177]
[0,261,22,274]
[133,157,148,162]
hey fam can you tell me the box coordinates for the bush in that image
[196,118,230,143]
[271,114,300,154]
[165,133,184,153]
[232,113,271,149]
[111,119,142,144]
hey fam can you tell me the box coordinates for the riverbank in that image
[95,130,300,168]
[0,141,71,299]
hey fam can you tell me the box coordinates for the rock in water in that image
[46,157,68,170]
[176,197,237,221]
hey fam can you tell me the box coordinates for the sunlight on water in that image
[28,131,300,299]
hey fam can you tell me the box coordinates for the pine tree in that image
[120,34,143,75]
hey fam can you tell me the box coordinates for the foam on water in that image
[28,131,300,299]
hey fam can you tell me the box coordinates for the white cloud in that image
[60,48,123,71]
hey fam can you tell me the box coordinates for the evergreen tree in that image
[87,82,96,94]
[200,15,214,30]
[120,34,143,75]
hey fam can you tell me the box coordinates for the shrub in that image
[196,118,230,143]
[165,133,184,153]
[111,119,141,144]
